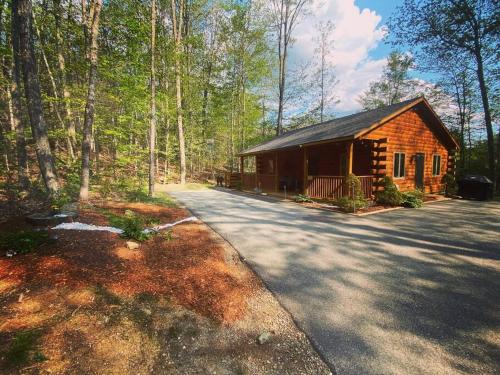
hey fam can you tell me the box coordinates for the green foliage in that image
[401,190,424,208]
[376,176,403,206]
[442,173,458,196]
[107,210,158,241]
[335,174,368,212]
[294,194,313,203]
[0,230,52,254]
[4,331,42,366]
[160,229,174,242]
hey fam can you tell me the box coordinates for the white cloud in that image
[290,0,388,112]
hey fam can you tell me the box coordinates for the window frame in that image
[432,154,441,176]
[393,152,406,179]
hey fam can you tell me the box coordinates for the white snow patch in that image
[52,222,124,234]
[51,216,198,235]
[144,216,198,234]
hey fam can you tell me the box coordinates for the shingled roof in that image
[240,97,441,155]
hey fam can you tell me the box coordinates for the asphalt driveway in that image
[171,189,500,375]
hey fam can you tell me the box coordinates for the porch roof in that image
[240,97,456,155]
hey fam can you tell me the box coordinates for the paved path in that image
[171,189,500,375]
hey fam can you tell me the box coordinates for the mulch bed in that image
[0,201,254,333]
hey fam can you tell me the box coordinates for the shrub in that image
[0,230,52,254]
[294,194,313,203]
[108,210,159,241]
[376,176,403,206]
[401,190,424,208]
[336,174,368,212]
[442,173,458,197]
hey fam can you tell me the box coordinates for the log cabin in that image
[237,97,459,200]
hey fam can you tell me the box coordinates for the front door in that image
[415,153,425,189]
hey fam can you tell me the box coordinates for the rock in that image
[126,241,140,250]
[257,331,272,345]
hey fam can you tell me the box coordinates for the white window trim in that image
[432,154,441,176]
[393,152,406,179]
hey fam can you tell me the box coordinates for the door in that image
[415,153,425,189]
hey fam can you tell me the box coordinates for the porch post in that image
[274,152,279,192]
[347,141,354,175]
[240,156,244,189]
[303,146,308,194]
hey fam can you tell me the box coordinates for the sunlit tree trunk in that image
[13,0,59,196]
[79,0,102,200]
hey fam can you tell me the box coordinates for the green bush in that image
[442,173,458,197]
[294,194,313,203]
[401,190,424,208]
[0,230,52,254]
[376,176,403,206]
[335,174,368,212]
[108,210,159,241]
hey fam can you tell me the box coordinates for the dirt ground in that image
[0,199,331,374]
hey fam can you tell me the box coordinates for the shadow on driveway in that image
[172,189,500,375]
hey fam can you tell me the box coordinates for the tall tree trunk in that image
[79,0,102,200]
[9,42,30,189]
[148,0,156,196]
[33,13,75,161]
[13,0,59,196]
[171,0,186,184]
[474,47,496,190]
[54,0,77,150]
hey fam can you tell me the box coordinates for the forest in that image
[0,0,498,203]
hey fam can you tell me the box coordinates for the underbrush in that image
[401,189,424,208]
[3,330,46,367]
[106,209,159,241]
[294,194,313,203]
[0,230,52,254]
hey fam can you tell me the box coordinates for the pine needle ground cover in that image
[0,199,329,374]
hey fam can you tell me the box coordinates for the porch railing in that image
[307,175,373,200]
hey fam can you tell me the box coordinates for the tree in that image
[170,0,186,184]
[79,0,102,200]
[13,0,58,196]
[389,0,499,188]
[148,0,156,196]
[270,0,309,135]
[312,20,337,122]
[359,52,414,110]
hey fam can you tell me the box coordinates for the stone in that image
[257,331,272,345]
[126,241,140,250]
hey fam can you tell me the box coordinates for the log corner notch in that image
[371,137,387,194]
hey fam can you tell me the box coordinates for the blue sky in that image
[288,0,416,114]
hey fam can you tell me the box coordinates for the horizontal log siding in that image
[363,108,449,193]
[308,176,372,200]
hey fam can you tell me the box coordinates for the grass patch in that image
[0,230,52,254]
[4,330,42,367]
[106,210,159,242]
[126,190,177,207]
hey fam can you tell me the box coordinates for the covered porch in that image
[239,139,381,200]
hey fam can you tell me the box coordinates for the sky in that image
[289,0,405,114]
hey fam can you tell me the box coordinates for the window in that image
[432,154,441,176]
[393,152,405,178]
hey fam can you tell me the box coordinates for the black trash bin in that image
[457,175,493,200]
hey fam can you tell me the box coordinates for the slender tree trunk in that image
[79,0,102,200]
[13,0,59,196]
[148,0,156,196]
[171,0,186,184]
[9,49,30,189]
[33,14,75,161]
[474,48,496,190]
[54,0,77,149]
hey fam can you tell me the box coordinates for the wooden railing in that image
[257,174,276,191]
[242,173,256,190]
[307,175,373,200]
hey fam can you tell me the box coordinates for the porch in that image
[237,139,386,200]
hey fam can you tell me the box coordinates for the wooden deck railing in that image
[307,175,373,200]
[242,173,256,190]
